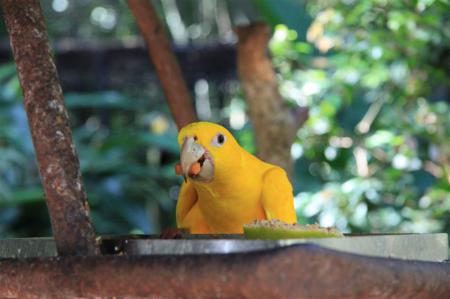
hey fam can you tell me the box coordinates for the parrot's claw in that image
[160,228,186,239]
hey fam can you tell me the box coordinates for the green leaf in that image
[64,91,145,109]
[0,188,44,207]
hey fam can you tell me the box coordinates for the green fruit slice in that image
[244,219,343,240]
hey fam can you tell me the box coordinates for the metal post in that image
[1,0,99,256]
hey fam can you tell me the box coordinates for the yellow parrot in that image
[175,122,297,234]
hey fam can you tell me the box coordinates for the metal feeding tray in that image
[1,233,448,262]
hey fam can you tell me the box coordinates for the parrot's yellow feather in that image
[261,167,297,223]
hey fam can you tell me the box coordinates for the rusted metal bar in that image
[1,0,99,256]
[127,0,197,130]
[0,245,448,298]
[236,22,309,175]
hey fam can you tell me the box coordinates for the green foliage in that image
[267,0,450,236]
[0,63,180,237]
[40,1,138,40]
[0,63,49,236]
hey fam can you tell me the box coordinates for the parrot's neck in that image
[190,151,254,199]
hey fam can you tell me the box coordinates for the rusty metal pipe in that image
[1,0,99,256]
[0,245,448,298]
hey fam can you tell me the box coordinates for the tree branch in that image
[127,0,197,130]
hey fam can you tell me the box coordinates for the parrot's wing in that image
[176,181,198,226]
[261,167,297,223]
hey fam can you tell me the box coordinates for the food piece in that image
[244,219,343,239]
[189,162,202,176]
[175,163,183,175]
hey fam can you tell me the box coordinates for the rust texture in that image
[1,0,99,256]
[236,22,309,175]
[0,245,449,298]
[127,0,197,130]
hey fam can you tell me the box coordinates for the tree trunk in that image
[236,22,308,176]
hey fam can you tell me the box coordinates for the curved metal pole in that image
[0,245,449,298]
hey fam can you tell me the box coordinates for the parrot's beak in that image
[180,136,214,182]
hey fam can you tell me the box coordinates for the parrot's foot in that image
[160,228,186,239]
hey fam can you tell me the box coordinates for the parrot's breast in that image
[194,174,267,234]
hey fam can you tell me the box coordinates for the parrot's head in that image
[177,122,241,183]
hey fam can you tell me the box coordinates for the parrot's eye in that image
[212,133,226,147]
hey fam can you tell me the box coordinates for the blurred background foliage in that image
[0,0,448,239]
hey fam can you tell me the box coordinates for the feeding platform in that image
[1,233,448,261]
